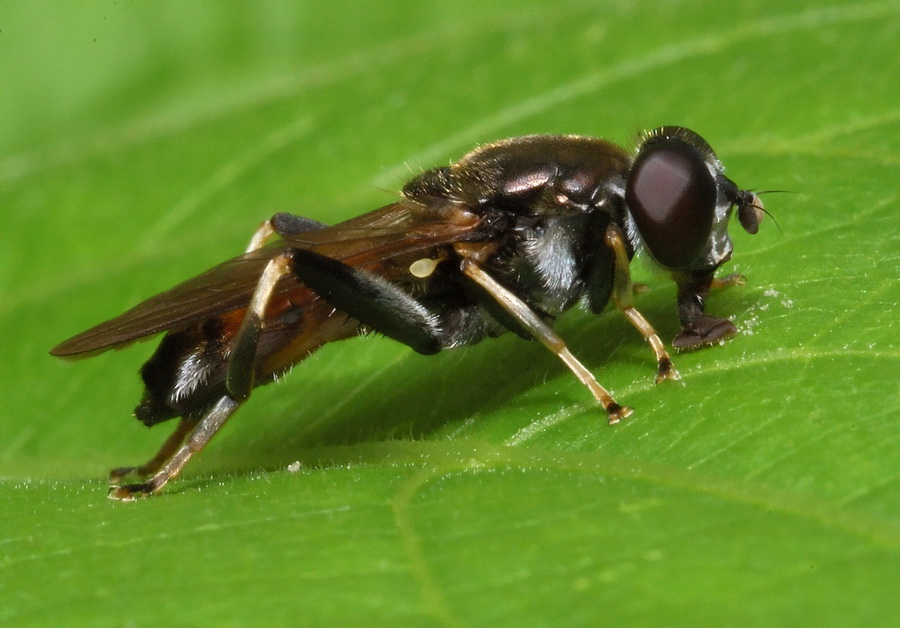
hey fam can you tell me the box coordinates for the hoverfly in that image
[51,126,765,500]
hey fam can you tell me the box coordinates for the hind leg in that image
[108,252,297,500]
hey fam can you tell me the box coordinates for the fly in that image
[51,126,766,500]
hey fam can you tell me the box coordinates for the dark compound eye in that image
[626,138,718,269]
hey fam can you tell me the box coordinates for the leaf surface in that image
[1,1,897,625]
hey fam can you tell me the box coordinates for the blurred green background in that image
[1,1,898,625]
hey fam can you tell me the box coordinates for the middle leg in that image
[604,224,678,383]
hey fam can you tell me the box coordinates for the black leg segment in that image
[271,212,328,236]
[290,249,442,355]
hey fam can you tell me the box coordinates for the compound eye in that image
[626,139,718,269]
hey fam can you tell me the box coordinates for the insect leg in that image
[671,269,739,349]
[290,249,442,355]
[458,256,632,424]
[270,212,328,236]
[245,213,328,253]
[109,253,297,500]
[604,225,678,383]
[245,220,276,253]
[108,396,241,501]
[108,418,192,484]
[227,252,296,399]
[711,273,746,290]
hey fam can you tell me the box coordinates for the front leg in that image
[671,268,741,350]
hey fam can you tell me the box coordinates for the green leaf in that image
[2,1,897,625]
